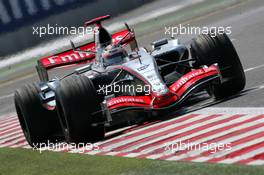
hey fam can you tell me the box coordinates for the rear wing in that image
[37,29,136,82]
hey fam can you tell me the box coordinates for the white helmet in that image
[102,45,127,65]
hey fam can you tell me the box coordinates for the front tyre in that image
[14,84,62,147]
[55,75,105,144]
[190,32,246,99]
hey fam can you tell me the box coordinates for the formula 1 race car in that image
[14,15,245,146]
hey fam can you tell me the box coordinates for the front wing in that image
[106,64,221,114]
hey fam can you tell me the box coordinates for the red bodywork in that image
[84,15,111,26]
[37,15,221,111]
[39,29,134,70]
[107,64,220,110]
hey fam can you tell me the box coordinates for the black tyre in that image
[14,84,62,147]
[55,75,105,143]
[190,32,246,99]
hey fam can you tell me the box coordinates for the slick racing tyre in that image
[14,84,62,147]
[55,75,105,144]
[190,32,246,99]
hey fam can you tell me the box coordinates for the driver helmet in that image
[102,45,127,65]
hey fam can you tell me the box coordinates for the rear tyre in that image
[190,32,245,99]
[14,84,62,147]
[55,75,105,143]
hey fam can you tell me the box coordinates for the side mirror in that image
[124,22,132,32]
[70,40,77,50]
[70,40,97,54]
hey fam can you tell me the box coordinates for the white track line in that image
[85,150,102,155]
[194,107,264,115]
[94,113,200,146]
[0,123,20,132]
[22,145,31,149]
[244,64,264,72]
[122,114,245,153]
[0,133,25,144]
[0,126,22,137]
[0,119,19,129]
[193,136,264,163]
[105,125,136,137]
[147,116,264,158]
[99,115,224,151]
[123,152,142,158]
[219,147,264,164]
[9,141,28,148]
[1,109,264,165]
[167,134,264,163]
[247,160,264,165]
[0,130,23,140]
[0,113,15,120]
[0,116,17,123]
[164,122,264,161]
[0,93,13,100]
[0,136,26,147]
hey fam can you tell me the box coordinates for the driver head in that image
[102,45,127,65]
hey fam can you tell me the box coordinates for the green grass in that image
[0,147,263,175]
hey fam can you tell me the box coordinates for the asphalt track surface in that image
[0,0,264,166]
[1,0,264,115]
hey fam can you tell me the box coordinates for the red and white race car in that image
[14,15,245,147]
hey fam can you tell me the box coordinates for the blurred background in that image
[1,0,264,127]
[0,0,153,57]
